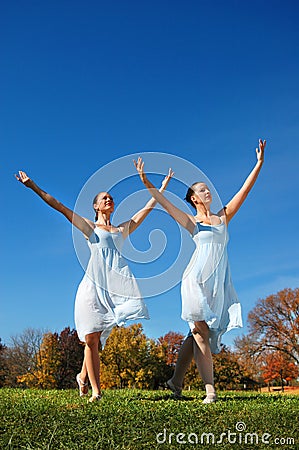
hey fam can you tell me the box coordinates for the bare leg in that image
[192,321,216,399]
[77,355,89,395]
[84,331,101,398]
[171,336,194,388]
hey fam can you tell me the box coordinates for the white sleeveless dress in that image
[181,219,243,353]
[74,227,149,347]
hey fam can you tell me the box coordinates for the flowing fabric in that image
[181,219,242,353]
[74,227,149,347]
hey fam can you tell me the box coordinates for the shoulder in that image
[81,217,95,239]
[116,223,127,239]
[216,208,228,225]
[83,217,96,228]
[188,216,197,236]
[188,213,196,223]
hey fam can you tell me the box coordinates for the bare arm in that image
[119,168,174,237]
[218,139,266,223]
[15,171,94,238]
[134,158,196,234]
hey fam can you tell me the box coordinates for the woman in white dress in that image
[134,139,266,403]
[16,167,172,402]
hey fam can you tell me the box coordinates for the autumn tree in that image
[104,324,135,387]
[182,346,245,391]
[248,288,299,364]
[234,334,264,384]
[261,351,299,392]
[0,338,8,387]
[213,346,244,390]
[157,331,184,366]
[101,324,148,388]
[145,338,172,389]
[2,328,44,387]
[2,327,84,389]
[101,324,170,389]
[56,327,84,389]
[18,332,61,388]
[183,359,205,390]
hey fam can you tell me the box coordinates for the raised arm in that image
[119,168,174,237]
[133,158,196,234]
[15,171,94,238]
[219,139,266,223]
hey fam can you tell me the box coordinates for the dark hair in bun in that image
[184,182,203,209]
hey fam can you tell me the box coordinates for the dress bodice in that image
[192,221,228,247]
[88,227,124,251]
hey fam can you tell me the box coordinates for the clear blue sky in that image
[1,0,299,347]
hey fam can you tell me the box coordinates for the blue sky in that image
[1,0,299,348]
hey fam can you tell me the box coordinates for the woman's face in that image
[94,192,115,213]
[191,183,212,206]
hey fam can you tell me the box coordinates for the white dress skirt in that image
[74,227,149,348]
[181,219,243,353]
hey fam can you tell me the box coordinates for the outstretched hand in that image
[256,139,266,163]
[133,157,147,184]
[15,170,32,187]
[160,168,174,191]
[133,157,174,191]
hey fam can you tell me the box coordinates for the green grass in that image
[0,388,298,449]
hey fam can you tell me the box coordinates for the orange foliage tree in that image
[261,351,299,391]
[157,331,184,366]
[16,327,83,389]
[17,332,60,388]
[248,288,299,364]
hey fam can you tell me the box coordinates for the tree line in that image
[0,288,298,391]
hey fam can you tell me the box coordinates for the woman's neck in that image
[195,204,211,220]
[95,212,111,226]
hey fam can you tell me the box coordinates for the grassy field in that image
[0,388,298,449]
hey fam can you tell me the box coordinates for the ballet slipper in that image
[202,393,217,404]
[166,379,182,399]
[76,373,89,397]
[88,394,102,403]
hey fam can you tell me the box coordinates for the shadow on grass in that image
[130,394,263,402]
[129,393,196,402]
[217,394,299,402]
[220,394,262,401]
[128,392,299,403]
